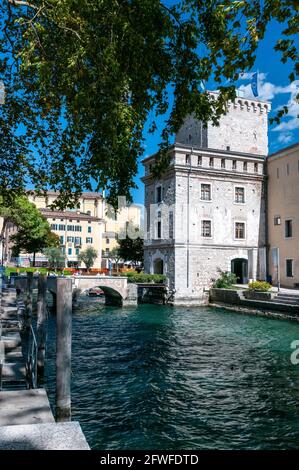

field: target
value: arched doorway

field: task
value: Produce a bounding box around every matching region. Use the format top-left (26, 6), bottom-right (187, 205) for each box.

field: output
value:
top-left (153, 258), bottom-right (164, 274)
top-left (231, 258), bottom-right (248, 284)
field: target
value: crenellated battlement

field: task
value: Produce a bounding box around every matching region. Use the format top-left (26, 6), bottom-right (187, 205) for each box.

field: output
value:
top-left (208, 90), bottom-right (271, 114)
top-left (175, 91), bottom-right (271, 156)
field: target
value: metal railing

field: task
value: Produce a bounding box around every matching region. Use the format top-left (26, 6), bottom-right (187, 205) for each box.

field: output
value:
top-left (27, 325), bottom-right (38, 389)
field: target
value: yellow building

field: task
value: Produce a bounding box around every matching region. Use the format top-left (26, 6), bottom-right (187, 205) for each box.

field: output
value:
top-left (41, 208), bottom-right (103, 268)
top-left (0, 191), bottom-right (141, 268)
top-left (25, 192), bottom-right (104, 268)
top-left (267, 142), bottom-right (299, 287)
top-left (102, 203), bottom-right (142, 260)
top-left (29, 191), bottom-right (141, 268)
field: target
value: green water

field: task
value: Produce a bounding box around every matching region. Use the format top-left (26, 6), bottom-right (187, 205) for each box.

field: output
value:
top-left (45, 304), bottom-right (299, 450)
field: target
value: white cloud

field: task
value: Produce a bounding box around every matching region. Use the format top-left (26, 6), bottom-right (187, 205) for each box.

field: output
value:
top-left (272, 81), bottom-right (299, 136)
top-left (238, 73), bottom-right (299, 145)
top-left (238, 78), bottom-right (296, 102)
top-left (272, 118), bottom-right (299, 132)
top-left (277, 132), bottom-right (293, 144)
top-left (239, 72), bottom-right (267, 81)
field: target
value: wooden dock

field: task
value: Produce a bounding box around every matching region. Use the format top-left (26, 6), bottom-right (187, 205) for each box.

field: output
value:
top-left (0, 280), bottom-right (89, 450)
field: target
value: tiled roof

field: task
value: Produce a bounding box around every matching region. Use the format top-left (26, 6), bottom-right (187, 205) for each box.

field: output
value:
top-left (40, 208), bottom-right (103, 222)
top-left (29, 190), bottom-right (103, 199)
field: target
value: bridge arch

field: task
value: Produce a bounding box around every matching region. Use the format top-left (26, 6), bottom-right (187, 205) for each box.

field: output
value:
top-left (73, 276), bottom-right (137, 306)
top-left (83, 285), bottom-right (123, 306)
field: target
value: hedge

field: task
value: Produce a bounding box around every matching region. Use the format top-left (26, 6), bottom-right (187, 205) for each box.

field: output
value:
top-left (123, 272), bottom-right (166, 284)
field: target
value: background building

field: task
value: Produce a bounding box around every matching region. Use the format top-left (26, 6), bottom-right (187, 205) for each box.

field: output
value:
top-left (143, 93), bottom-right (270, 304)
top-left (29, 192), bottom-right (105, 268)
top-left (4, 191), bottom-right (141, 269)
top-left (102, 203), bottom-right (142, 263)
top-left (267, 142), bottom-right (299, 288)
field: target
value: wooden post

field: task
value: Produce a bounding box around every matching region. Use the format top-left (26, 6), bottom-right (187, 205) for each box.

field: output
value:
top-left (56, 277), bottom-right (72, 422)
top-left (37, 274), bottom-right (47, 380)
top-left (25, 272), bottom-right (33, 328)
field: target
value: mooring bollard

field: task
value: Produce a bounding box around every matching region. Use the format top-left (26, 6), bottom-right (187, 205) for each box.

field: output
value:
top-left (56, 277), bottom-right (72, 422)
top-left (37, 274), bottom-right (47, 380)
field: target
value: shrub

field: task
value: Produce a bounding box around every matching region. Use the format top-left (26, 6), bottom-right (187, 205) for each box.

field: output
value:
top-left (213, 270), bottom-right (237, 289)
top-left (248, 281), bottom-right (271, 292)
top-left (124, 272), bottom-right (166, 284)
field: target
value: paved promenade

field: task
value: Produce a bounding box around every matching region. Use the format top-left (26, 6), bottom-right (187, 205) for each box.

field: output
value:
top-left (0, 282), bottom-right (89, 450)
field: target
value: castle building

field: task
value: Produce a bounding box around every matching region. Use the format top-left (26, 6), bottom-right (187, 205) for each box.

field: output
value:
top-left (142, 93), bottom-right (271, 304)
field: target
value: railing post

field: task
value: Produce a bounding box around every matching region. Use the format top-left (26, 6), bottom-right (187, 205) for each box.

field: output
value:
top-left (37, 274), bottom-right (47, 381)
top-left (56, 277), bottom-right (72, 422)
top-left (0, 341), bottom-right (4, 391)
top-left (25, 272), bottom-right (33, 328)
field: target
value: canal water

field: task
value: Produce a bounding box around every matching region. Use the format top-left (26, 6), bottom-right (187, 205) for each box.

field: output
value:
top-left (45, 303), bottom-right (299, 450)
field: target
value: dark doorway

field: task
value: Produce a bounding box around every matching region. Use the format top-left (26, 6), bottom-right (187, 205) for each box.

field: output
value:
top-left (153, 259), bottom-right (164, 275)
top-left (231, 258), bottom-right (248, 284)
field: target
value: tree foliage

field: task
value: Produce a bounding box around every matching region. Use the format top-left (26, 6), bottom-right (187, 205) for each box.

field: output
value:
top-left (43, 246), bottom-right (66, 271)
top-left (109, 246), bottom-right (122, 272)
top-left (0, 1), bottom-right (298, 207)
top-left (78, 246), bottom-right (98, 271)
top-left (118, 230), bottom-right (144, 266)
top-left (0, 196), bottom-right (60, 264)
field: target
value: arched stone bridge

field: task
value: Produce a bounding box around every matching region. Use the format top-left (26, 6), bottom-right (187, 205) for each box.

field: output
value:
top-left (14, 275), bottom-right (138, 307)
top-left (72, 276), bottom-right (138, 306)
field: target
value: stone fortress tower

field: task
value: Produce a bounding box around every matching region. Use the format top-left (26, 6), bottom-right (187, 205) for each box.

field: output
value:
top-left (142, 92), bottom-right (271, 304)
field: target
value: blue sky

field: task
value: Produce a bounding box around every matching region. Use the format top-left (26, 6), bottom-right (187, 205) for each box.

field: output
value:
top-left (131, 19), bottom-right (299, 205)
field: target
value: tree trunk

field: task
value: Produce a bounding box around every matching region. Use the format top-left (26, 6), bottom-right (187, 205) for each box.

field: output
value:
top-left (32, 251), bottom-right (36, 267)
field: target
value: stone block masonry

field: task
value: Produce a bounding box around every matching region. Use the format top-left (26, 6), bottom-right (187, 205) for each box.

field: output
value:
top-left (176, 94), bottom-right (270, 156)
top-left (142, 92), bottom-right (270, 304)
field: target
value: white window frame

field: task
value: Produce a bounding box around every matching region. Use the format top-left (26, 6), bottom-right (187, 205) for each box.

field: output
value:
top-left (201, 219), bottom-right (212, 238)
top-left (234, 221), bottom-right (246, 240)
top-left (234, 185), bottom-right (246, 204)
top-left (200, 182), bottom-right (212, 202)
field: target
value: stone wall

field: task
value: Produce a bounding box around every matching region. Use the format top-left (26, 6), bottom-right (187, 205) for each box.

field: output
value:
top-left (138, 284), bottom-right (168, 304)
top-left (210, 288), bottom-right (299, 317)
top-left (209, 288), bottom-right (241, 304)
top-left (174, 246), bottom-right (252, 302)
top-left (175, 95), bottom-right (270, 155)
top-left (174, 172), bottom-right (264, 246)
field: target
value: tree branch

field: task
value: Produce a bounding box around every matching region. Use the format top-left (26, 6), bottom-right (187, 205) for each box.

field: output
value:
top-left (8, 0), bottom-right (38, 9)
top-left (160, 2), bottom-right (182, 27)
